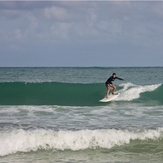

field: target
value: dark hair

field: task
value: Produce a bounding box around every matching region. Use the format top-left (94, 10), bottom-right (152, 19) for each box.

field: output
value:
top-left (112, 73), bottom-right (116, 76)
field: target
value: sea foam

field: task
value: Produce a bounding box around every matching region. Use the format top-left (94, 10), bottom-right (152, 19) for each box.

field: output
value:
top-left (0, 128), bottom-right (162, 156)
top-left (116, 83), bottom-right (161, 101)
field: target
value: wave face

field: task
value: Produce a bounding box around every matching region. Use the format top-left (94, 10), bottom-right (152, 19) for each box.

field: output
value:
top-left (0, 128), bottom-right (163, 156)
top-left (0, 82), bottom-right (162, 105)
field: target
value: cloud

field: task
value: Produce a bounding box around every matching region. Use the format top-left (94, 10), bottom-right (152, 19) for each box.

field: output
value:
top-left (153, 2), bottom-right (163, 20)
top-left (50, 22), bottom-right (72, 40)
top-left (0, 9), bottom-right (20, 19)
top-left (14, 28), bottom-right (22, 39)
top-left (1, 2), bottom-right (163, 51)
top-left (44, 6), bottom-right (73, 22)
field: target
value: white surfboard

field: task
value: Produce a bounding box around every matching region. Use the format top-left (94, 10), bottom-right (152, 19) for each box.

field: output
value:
top-left (99, 93), bottom-right (120, 102)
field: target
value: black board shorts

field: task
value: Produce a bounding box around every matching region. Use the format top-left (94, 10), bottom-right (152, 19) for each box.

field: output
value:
top-left (105, 82), bottom-right (112, 87)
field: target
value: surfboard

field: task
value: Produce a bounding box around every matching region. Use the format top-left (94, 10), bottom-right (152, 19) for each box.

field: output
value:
top-left (99, 93), bottom-right (120, 102)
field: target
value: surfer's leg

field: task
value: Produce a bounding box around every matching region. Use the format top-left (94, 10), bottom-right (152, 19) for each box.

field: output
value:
top-left (111, 84), bottom-right (116, 95)
top-left (105, 84), bottom-right (110, 98)
top-left (109, 84), bottom-right (116, 95)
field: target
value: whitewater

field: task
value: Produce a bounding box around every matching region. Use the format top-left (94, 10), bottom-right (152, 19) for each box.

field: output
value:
top-left (0, 67), bottom-right (163, 163)
top-left (1, 128), bottom-right (163, 156)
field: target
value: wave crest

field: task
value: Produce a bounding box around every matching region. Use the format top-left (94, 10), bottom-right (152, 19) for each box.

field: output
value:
top-left (116, 83), bottom-right (161, 101)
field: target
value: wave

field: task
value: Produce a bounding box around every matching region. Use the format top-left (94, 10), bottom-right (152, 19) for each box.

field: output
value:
top-left (0, 128), bottom-right (163, 156)
top-left (0, 82), bottom-right (162, 105)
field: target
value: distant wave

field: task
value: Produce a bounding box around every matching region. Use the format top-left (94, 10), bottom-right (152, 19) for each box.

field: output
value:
top-left (0, 128), bottom-right (163, 156)
top-left (0, 82), bottom-right (162, 105)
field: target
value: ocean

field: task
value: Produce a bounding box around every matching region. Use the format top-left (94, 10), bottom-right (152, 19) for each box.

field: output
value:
top-left (0, 67), bottom-right (163, 163)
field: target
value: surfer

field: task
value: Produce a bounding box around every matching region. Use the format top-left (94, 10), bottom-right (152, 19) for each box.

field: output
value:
top-left (105, 73), bottom-right (124, 98)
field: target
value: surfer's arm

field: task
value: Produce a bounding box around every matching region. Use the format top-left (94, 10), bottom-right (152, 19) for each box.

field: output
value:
top-left (116, 77), bottom-right (124, 80)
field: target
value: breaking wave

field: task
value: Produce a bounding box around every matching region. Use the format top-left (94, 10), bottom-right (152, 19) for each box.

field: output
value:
top-left (0, 128), bottom-right (163, 156)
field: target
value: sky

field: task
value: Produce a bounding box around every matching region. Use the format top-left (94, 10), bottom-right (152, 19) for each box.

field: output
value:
top-left (0, 1), bottom-right (163, 67)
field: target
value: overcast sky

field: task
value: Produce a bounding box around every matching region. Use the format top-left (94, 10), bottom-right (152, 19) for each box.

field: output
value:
top-left (0, 1), bottom-right (163, 67)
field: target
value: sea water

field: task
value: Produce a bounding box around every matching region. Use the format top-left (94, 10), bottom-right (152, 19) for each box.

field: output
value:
top-left (0, 67), bottom-right (163, 163)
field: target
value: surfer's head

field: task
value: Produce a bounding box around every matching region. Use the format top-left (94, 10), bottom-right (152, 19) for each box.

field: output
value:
top-left (112, 73), bottom-right (116, 77)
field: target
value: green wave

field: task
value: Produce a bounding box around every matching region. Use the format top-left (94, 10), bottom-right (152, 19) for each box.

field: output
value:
top-left (0, 82), bottom-right (104, 105)
top-left (0, 82), bottom-right (162, 106)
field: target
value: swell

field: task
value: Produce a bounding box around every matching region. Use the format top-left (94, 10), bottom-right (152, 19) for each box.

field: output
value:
top-left (0, 82), bottom-right (162, 106)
